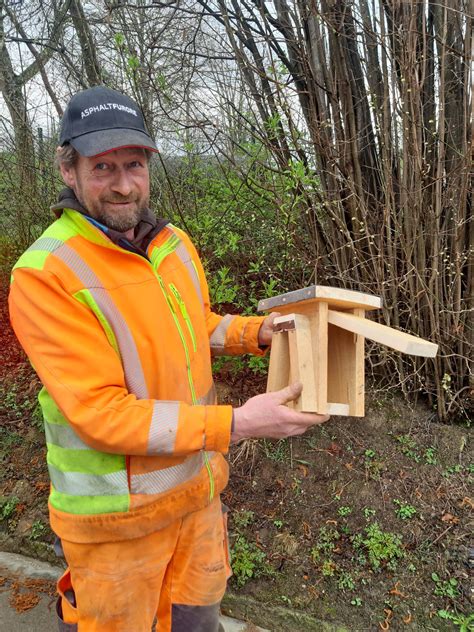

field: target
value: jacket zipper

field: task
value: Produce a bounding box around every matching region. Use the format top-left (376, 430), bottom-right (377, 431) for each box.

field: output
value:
top-left (155, 275), bottom-right (197, 404)
top-left (151, 242), bottom-right (215, 502)
top-left (169, 283), bottom-right (197, 352)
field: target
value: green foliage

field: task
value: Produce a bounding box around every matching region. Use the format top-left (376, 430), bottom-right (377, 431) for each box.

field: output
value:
top-left (212, 356), bottom-right (245, 377)
top-left (31, 402), bottom-right (44, 430)
top-left (208, 266), bottom-right (239, 305)
top-left (29, 520), bottom-right (47, 540)
top-left (247, 355), bottom-right (269, 375)
top-left (0, 496), bottom-right (19, 520)
top-left (127, 55), bottom-right (140, 71)
top-left (353, 523), bottom-right (404, 572)
top-left (393, 500), bottom-right (417, 520)
top-left (230, 506), bottom-right (273, 587)
top-left (337, 571), bottom-right (355, 591)
top-left (363, 507), bottom-right (376, 520)
top-left (0, 235), bottom-right (22, 273)
top-left (158, 150), bottom-right (314, 319)
top-left (261, 438), bottom-right (289, 463)
top-left (321, 559), bottom-right (337, 577)
top-left (2, 383), bottom-right (31, 419)
top-left (424, 446), bottom-right (438, 465)
top-left (395, 434), bottom-right (420, 462)
top-left (233, 510), bottom-right (255, 530)
top-left (338, 506), bottom-right (352, 517)
top-left (114, 33), bottom-right (125, 48)
top-left (363, 449), bottom-right (384, 480)
top-left (437, 610), bottom-right (473, 631)
top-left (431, 573), bottom-right (460, 599)
top-left (311, 526), bottom-right (341, 561)
top-left (231, 534), bottom-right (272, 587)
top-left (0, 428), bottom-right (22, 450)
top-left (443, 464), bottom-right (462, 477)
top-left (280, 594), bottom-right (292, 606)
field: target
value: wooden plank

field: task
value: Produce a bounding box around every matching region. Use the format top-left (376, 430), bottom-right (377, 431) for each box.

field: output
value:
top-left (287, 314), bottom-right (318, 412)
top-left (327, 323), bottom-right (351, 410)
top-left (287, 329), bottom-right (298, 410)
top-left (348, 308), bottom-right (365, 417)
top-left (327, 310), bottom-right (438, 357)
top-left (258, 285), bottom-right (382, 312)
top-left (267, 330), bottom-right (290, 394)
top-left (326, 311), bottom-right (365, 417)
top-left (327, 403), bottom-right (350, 416)
top-left (312, 302), bottom-right (328, 414)
top-left (273, 313), bottom-right (296, 330)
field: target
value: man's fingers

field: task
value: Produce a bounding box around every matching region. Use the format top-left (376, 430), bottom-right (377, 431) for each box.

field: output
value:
top-left (274, 381), bottom-right (303, 405)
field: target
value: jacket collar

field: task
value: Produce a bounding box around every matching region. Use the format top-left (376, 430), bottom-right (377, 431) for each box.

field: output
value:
top-left (51, 187), bottom-right (169, 255)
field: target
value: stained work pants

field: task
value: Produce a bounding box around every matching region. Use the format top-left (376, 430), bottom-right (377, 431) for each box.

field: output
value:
top-left (56, 497), bottom-right (231, 631)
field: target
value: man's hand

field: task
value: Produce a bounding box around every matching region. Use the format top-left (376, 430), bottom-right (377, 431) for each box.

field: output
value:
top-left (232, 382), bottom-right (330, 442)
top-left (258, 311), bottom-right (281, 346)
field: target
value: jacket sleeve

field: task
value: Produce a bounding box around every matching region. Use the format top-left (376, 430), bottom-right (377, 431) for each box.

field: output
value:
top-left (181, 233), bottom-right (266, 357)
top-left (9, 267), bottom-right (232, 457)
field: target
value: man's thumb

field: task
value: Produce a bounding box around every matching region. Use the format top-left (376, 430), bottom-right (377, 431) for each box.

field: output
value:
top-left (276, 381), bottom-right (303, 404)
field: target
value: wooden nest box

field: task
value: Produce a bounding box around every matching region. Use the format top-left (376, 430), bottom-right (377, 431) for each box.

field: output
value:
top-left (258, 286), bottom-right (438, 417)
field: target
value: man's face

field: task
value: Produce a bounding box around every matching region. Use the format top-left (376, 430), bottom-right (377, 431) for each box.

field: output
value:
top-left (60, 147), bottom-right (150, 232)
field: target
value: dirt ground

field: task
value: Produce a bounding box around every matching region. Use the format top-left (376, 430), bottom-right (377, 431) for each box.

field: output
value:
top-left (1, 276), bottom-right (472, 631)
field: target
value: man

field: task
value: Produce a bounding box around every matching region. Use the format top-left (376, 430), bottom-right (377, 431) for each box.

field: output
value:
top-left (9, 86), bottom-right (329, 632)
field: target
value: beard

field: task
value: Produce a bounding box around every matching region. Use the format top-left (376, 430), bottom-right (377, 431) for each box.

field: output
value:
top-left (76, 188), bottom-right (149, 233)
top-left (92, 200), bottom-right (146, 232)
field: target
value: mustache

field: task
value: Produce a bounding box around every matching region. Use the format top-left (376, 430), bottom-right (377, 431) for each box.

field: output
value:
top-left (101, 194), bottom-right (139, 203)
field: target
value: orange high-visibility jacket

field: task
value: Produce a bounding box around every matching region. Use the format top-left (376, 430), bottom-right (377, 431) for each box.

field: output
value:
top-left (9, 208), bottom-right (265, 543)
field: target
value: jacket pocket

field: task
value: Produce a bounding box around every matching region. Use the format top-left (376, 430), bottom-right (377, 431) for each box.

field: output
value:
top-left (56, 569), bottom-right (78, 631)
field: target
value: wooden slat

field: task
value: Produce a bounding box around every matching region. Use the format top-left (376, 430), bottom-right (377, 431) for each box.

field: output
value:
top-left (349, 308), bottom-right (365, 417)
top-left (267, 330), bottom-right (290, 393)
top-left (312, 302), bottom-right (328, 414)
top-left (327, 323), bottom-right (351, 410)
top-left (327, 310), bottom-right (438, 357)
top-left (327, 403), bottom-right (350, 416)
top-left (258, 285), bottom-right (382, 312)
top-left (287, 314), bottom-right (318, 412)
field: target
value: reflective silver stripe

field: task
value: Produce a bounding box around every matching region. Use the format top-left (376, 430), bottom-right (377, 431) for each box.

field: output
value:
top-left (45, 421), bottom-right (90, 450)
top-left (209, 314), bottom-right (235, 355)
top-left (89, 288), bottom-right (149, 398)
top-left (130, 452), bottom-right (204, 494)
top-left (27, 237), bottom-right (64, 253)
top-left (170, 235), bottom-right (204, 308)
top-left (54, 243), bottom-right (101, 287)
top-left (148, 401), bottom-right (180, 454)
top-left (48, 464), bottom-right (129, 496)
top-left (196, 383), bottom-right (217, 405)
top-left (53, 244), bottom-right (149, 399)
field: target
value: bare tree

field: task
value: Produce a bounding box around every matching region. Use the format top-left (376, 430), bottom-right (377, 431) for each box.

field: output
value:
top-left (0, 1), bottom-right (69, 184)
top-left (173, 0), bottom-right (472, 419)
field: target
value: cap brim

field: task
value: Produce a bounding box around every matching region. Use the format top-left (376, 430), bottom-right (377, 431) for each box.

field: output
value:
top-left (69, 128), bottom-right (158, 157)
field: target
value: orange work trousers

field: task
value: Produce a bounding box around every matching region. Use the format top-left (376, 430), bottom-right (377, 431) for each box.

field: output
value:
top-left (56, 497), bottom-right (231, 632)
